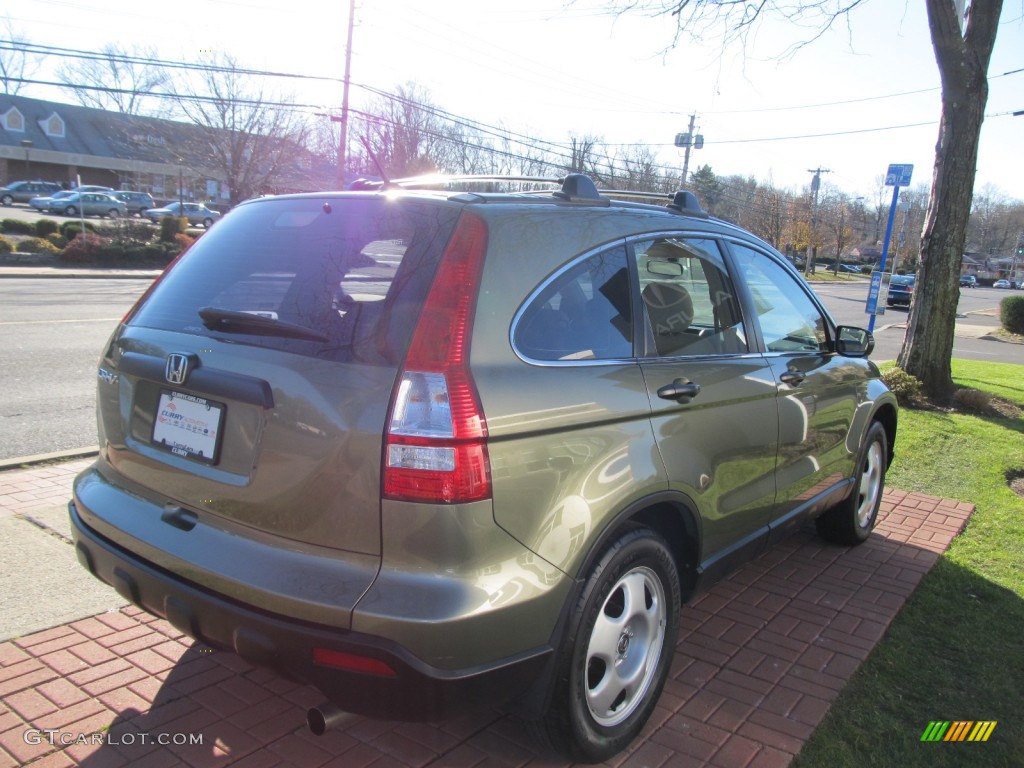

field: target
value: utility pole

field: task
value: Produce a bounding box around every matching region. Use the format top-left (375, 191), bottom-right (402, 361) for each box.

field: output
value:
top-left (337, 0), bottom-right (356, 190)
top-left (674, 113), bottom-right (704, 187)
top-left (804, 167), bottom-right (831, 275)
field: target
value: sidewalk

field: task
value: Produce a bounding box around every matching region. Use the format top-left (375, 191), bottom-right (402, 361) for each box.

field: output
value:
top-left (0, 458), bottom-right (974, 767)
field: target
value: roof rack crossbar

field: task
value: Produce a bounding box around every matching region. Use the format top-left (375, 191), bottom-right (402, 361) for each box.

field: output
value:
top-left (349, 174), bottom-right (563, 190)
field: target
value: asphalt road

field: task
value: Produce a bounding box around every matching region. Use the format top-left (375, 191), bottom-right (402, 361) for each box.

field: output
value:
top-left (0, 278), bottom-right (149, 460)
top-left (0, 275), bottom-right (1018, 462)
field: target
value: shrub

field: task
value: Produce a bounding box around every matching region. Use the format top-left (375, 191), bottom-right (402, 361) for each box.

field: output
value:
top-left (174, 232), bottom-right (195, 250)
top-left (159, 215), bottom-right (188, 243)
top-left (1, 218), bottom-right (34, 235)
top-left (953, 388), bottom-right (992, 413)
top-left (881, 366), bottom-right (924, 405)
top-left (34, 218), bottom-right (60, 238)
top-left (60, 220), bottom-right (97, 239)
top-left (113, 220), bottom-right (156, 244)
top-left (46, 232), bottom-right (68, 249)
top-left (1001, 295), bottom-right (1024, 335)
top-left (17, 237), bottom-right (60, 254)
top-left (0, 235), bottom-right (13, 253)
top-left (59, 233), bottom-right (110, 263)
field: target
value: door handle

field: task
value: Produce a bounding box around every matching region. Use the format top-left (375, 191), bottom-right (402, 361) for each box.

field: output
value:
top-left (780, 370), bottom-right (806, 387)
top-left (657, 378), bottom-right (701, 404)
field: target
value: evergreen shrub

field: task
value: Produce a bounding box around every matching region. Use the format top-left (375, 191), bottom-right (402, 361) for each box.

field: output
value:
top-left (1, 218), bottom-right (34, 235)
top-left (1002, 296), bottom-right (1024, 335)
top-left (34, 219), bottom-right (61, 238)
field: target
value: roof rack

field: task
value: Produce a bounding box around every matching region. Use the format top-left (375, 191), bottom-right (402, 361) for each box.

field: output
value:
top-left (348, 174), bottom-right (562, 191)
top-left (598, 188), bottom-right (706, 216)
top-left (347, 173), bottom-right (706, 216)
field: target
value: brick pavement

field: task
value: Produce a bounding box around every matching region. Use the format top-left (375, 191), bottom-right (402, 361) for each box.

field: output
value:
top-left (0, 459), bottom-right (974, 767)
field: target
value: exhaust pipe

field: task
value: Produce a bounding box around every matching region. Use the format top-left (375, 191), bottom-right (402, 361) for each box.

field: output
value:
top-left (307, 703), bottom-right (349, 736)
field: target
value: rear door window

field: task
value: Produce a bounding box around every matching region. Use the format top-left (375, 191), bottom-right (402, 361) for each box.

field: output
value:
top-left (129, 199), bottom-right (461, 365)
top-left (634, 237), bottom-right (748, 357)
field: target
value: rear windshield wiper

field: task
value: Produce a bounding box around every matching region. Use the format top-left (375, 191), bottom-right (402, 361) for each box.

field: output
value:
top-left (198, 307), bottom-right (329, 343)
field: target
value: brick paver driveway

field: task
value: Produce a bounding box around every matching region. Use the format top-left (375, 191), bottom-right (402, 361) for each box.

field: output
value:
top-left (0, 459), bottom-right (972, 767)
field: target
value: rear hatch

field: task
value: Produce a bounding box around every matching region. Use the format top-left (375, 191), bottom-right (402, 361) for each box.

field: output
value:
top-left (95, 196), bottom-right (462, 554)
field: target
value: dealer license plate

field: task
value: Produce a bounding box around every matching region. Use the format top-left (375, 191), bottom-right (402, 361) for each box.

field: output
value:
top-left (152, 390), bottom-right (225, 464)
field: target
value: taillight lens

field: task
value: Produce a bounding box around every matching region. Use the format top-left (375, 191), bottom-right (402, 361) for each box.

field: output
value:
top-left (383, 213), bottom-right (491, 504)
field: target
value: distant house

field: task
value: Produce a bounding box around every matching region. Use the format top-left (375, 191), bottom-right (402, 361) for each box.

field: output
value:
top-left (850, 247), bottom-right (883, 262)
top-left (0, 94), bottom-right (328, 208)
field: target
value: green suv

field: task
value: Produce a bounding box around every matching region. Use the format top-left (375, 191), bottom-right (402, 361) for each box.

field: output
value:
top-left (70, 175), bottom-right (897, 762)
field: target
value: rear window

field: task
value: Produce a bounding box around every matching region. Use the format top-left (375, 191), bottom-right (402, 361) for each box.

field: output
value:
top-left (129, 197), bottom-right (461, 365)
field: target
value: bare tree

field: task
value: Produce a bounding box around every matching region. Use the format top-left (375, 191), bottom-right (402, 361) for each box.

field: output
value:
top-left (749, 182), bottom-right (791, 250)
top-left (177, 54), bottom-right (311, 204)
top-left (0, 19), bottom-right (39, 95)
top-left (968, 185), bottom-right (1022, 256)
top-left (603, 0), bottom-right (1005, 398)
top-left (353, 83), bottom-right (451, 177)
top-left (608, 144), bottom-right (673, 191)
top-left (819, 189), bottom-right (857, 272)
top-left (56, 43), bottom-right (169, 115)
top-left (568, 134), bottom-right (603, 176)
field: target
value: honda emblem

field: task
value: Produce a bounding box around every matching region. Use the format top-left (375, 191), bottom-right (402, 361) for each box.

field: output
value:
top-left (165, 353), bottom-right (190, 385)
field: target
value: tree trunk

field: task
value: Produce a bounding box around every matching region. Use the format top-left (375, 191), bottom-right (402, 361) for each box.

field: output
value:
top-left (897, 0), bottom-right (1002, 399)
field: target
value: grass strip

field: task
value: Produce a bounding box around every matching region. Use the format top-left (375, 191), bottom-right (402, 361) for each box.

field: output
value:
top-left (794, 359), bottom-right (1024, 766)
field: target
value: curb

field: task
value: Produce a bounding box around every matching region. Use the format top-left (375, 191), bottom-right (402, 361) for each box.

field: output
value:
top-left (0, 447), bottom-right (99, 472)
top-left (0, 269), bottom-right (161, 280)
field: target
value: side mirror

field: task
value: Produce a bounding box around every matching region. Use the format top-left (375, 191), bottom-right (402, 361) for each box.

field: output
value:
top-left (835, 326), bottom-right (875, 358)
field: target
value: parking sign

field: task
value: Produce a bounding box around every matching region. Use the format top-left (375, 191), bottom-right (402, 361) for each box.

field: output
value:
top-left (885, 164), bottom-right (914, 187)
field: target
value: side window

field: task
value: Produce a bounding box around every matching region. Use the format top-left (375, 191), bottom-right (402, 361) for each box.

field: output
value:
top-left (515, 246), bottom-right (633, 361)
top-left (634, 237), bottom-right (747, 357)
top-left (731, 244), bottom-right (828, 353)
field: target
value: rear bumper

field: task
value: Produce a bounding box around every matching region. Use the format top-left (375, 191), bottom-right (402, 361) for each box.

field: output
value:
top-left (69, 500), bottom-right (551, 720)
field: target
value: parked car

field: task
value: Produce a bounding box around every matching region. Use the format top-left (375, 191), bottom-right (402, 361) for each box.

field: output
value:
top-left (887, 274), bottom-right (916, 307)
top-left (959, 274), bottom-right (977, 287)
top-left (74, 185), bottom-right (115, 193)
top-left (144, 201), bottom-right (221, 228)
top-left (30, 189), bottom-right (76, 212)
top-left (46, 191), bottom-right (128, 218)
top-left (840, 263), bottom-right (863, 274)
top-left (0, 180), bottom-right (62, 206)
top-left (113, 190), bottom-right (156, 216)
top-left (993, 279), bottom-right (1011, 289)
top-left (70, 174), bottom-right (897, 763)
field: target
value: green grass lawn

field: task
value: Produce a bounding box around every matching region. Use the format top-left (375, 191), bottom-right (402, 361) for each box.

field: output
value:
top-left (794, 359), bottom-right (1024, 767)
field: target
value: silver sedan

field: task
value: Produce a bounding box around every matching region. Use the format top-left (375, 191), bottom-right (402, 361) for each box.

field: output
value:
top-left (46, 192), bottom-right (128, 218)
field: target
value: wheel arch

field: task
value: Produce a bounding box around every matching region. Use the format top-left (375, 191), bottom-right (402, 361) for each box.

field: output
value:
top-left (512, 490), bottom-right (701, 722)
top-left (871, 401), bottom-right (898, 469)
top-left (575, 490), bottom-right (702, 604)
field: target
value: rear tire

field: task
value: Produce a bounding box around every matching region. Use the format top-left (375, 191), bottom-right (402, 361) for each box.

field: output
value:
top-left (816, 421), bottom-right (888, 546)
top-left (65, 205), bottom-right (78, 216)
top-left (203, 217), bottom-right (214, 228)
top-left (534, 527), bottom-right (680, 763)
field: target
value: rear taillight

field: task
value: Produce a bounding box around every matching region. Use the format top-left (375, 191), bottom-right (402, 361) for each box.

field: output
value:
top-left (383, 213), bottom-right (491, 504)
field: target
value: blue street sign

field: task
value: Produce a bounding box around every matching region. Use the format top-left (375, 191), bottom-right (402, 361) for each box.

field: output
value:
top-left (885, 164), bottom-right (914, 187)
top-left (866, 271), bottom-right (890, 316)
